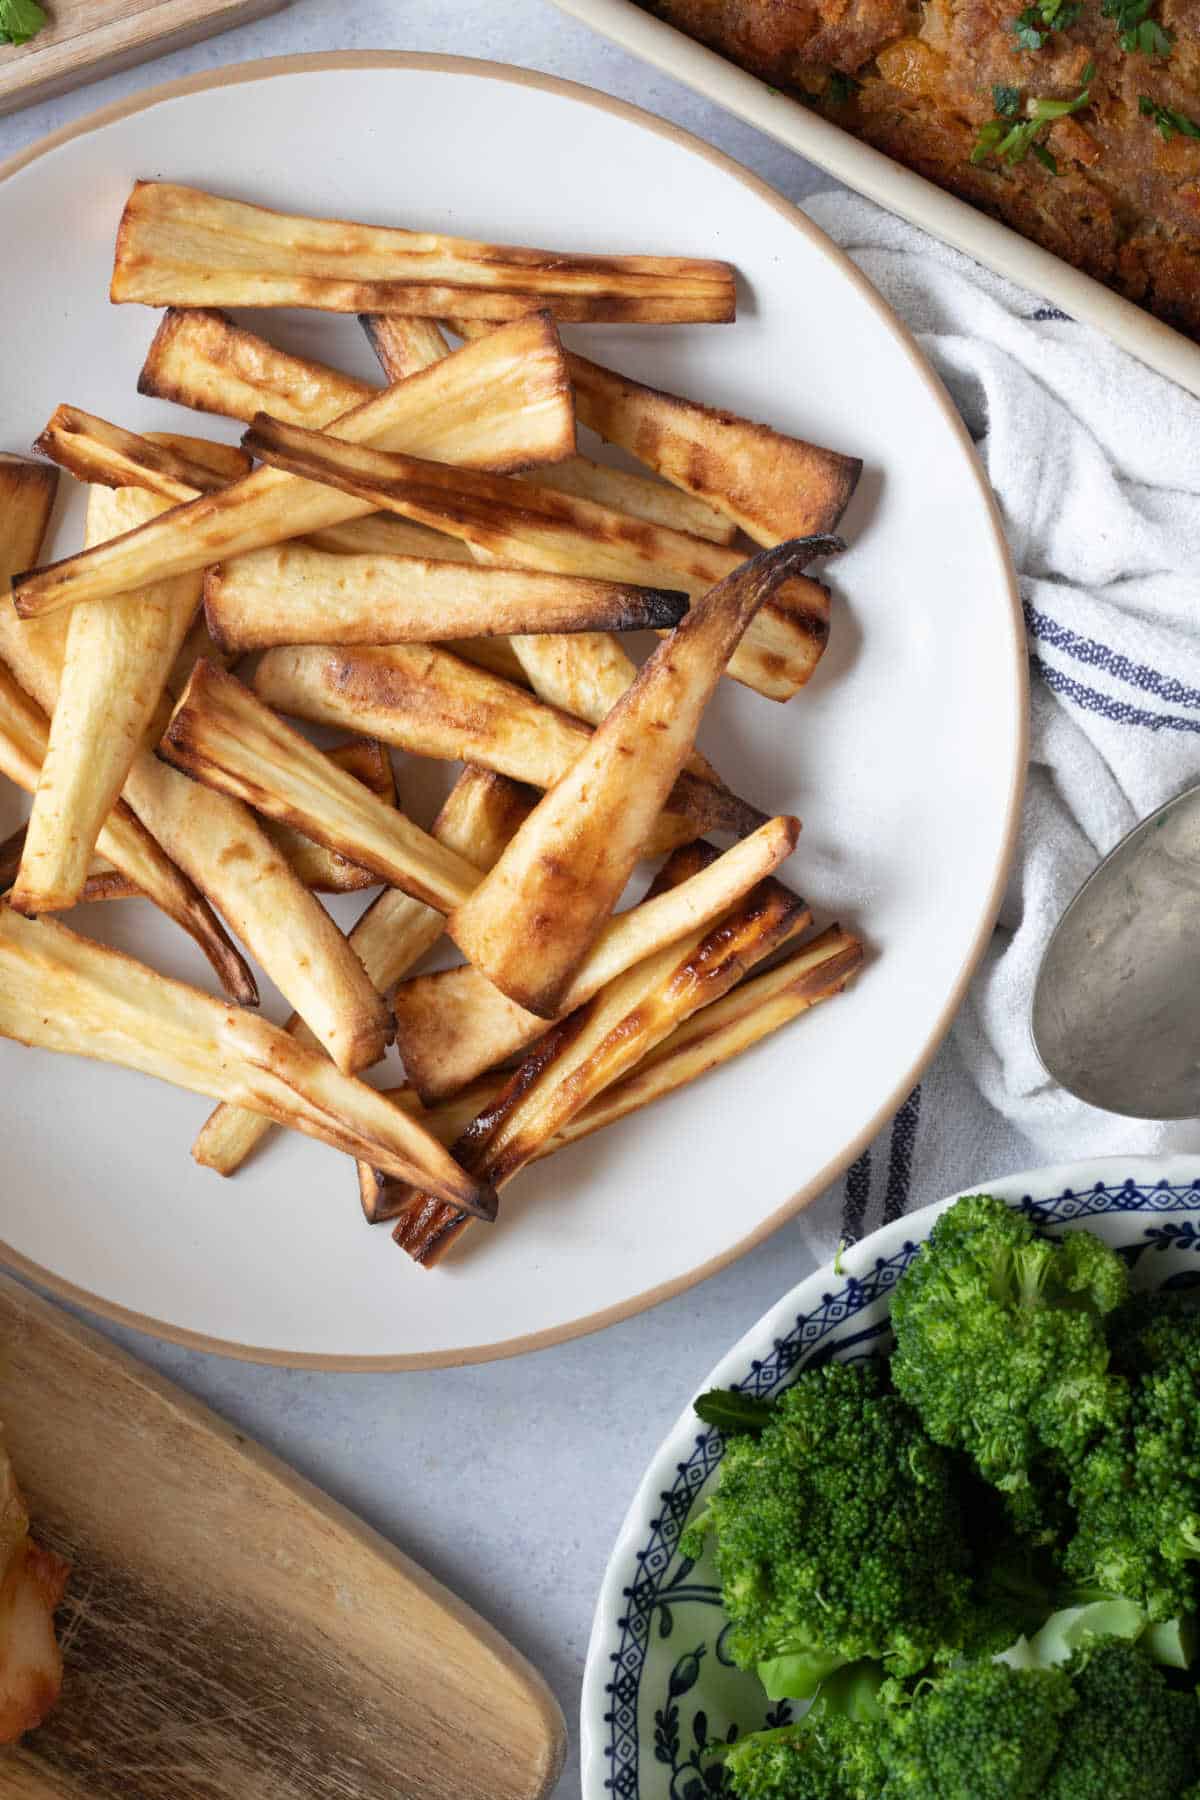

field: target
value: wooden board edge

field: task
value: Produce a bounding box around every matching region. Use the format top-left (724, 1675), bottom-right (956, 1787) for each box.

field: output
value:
top-left (0, 1272), bottom-right (568, 1798)
top-left (0, 0), bottom-right (288, 118)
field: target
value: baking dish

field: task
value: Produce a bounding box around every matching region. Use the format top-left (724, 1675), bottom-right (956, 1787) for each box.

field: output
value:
top-left (553, 0), bottom-right (1200, 399)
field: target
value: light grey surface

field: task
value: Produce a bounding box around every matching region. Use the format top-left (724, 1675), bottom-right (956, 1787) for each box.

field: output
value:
top-left (0, 5), bottom-right (850, 1795)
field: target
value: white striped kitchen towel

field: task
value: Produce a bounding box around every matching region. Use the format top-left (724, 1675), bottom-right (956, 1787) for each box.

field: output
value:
top-left (787, 190), bottom-right (1200, 1259)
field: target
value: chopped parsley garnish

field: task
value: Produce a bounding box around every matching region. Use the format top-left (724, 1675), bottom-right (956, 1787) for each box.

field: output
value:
top-left (827, 71), bottom-right (860, 103)
top-left (1102, 0), bottom-right (1174, 54)
top-left (993, 83), bottom-right (1023, 116)
top-left (1138, 94), bottom-right (1200, 139)
top-left (971, 63), bottom-right (1095, 170)
top-left (1011, 0), bottom-right (1081, 50)
top-left (0, 0), bottom-right (46, 45)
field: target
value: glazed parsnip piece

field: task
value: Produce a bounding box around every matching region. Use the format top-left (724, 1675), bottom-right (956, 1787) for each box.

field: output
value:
top-left (161, 663), bottom-right (482, 915)
top-left (0, 742), bottom-right (397, 900)
top-left (111, 183), bottom-right (736, 323)
top-left (263, 738), bottom-right (398, 894)
top-left (14, 438), bottom-right (250, 915)
top-left (13, 315), bottom-right (575, 619)
top-left (362, 313), bottom-right (736, 542)
top-left (447, 541), bottom-right (833, 1018)
top-left (0, 661), bottom-right (256, 1005)
top-left (449, 317), bottom-right (861, 546)
top-left (0, 454), bottom-right (255, 1000)
top-left (390, 870), bottom-right (812, 1264)
top-left (0, 907), bottom-right (493, 1218)
top-left (35, 404), bottom-right (466, 565)
top-left (360, 926), bottom-right (863, 1222)
top-left (202, 542), bottom-right (688, 652)
top-left (392, 816), bottom-right (801, 1101)
top-left (250, 643), bottom-right (762, 843)
top-left (193, 767), bottom-right (534, 1178)
top-left (238, 413), bottom-right (838, 703)
top-left (362, 312), bottom-right (744, 818)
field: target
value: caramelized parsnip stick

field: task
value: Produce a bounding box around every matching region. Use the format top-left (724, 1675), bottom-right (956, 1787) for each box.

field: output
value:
top-left (192, 767), bottom-right (534, 1177)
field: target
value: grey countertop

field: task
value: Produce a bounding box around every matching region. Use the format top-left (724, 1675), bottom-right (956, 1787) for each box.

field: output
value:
top-left (0, 6), bottom-right (846, 1793)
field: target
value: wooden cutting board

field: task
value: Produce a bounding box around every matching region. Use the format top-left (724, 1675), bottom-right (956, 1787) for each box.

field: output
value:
top-left (0, 1), bottom-right (287, 117)
top-left (0, 1275), bottom-right (566, 1799)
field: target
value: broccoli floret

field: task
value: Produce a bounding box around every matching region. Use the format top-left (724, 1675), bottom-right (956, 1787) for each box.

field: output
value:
top-left (686, 1359), bottom-right (973, 1692)
top-left (880, 1659), bottom-right (1075, 1798)
top-left (1065, 1367), bottom-right (1200, 1617)
top-left (1106, 1290), bottom-right (1200, 1382)
top-left (717, 1714), bottom-right (887, 1800)
top-left (717, 1668), bottom-right (889, 1800)
top-left (890, 1194), bottom-right (1129, 1506)
top-left (1043, 1637), bottom-right (1199, 1798)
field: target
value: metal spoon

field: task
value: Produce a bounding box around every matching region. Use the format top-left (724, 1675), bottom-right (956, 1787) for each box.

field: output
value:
top-left (1032, 781), bottom-right (1200, 1119)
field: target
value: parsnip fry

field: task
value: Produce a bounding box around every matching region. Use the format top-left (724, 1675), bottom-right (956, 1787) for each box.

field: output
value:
top-left (14, 438), bottom-right (250, 915)
top-left (0, 455), bottom-right (254, 999)
top-left (449, 541), bottom-right (833, 1017)
top-left (451, 318), bottom-right (861, 547)
top-left (393, 815), bottom-right (799, 1101)
top-left (251, 643), bottom-right (763, 842)
top-left (364, 313), bottom-right (736, 543)
top-left (162, 662), bottom-right (480, 915)
top-left (0, 661), bottom-right (256, 1004)
top-left (193, 767), bottom-right (534, 1177)
top-left (202, 542), bottom-right (687, 653)
top-left (238, 413), bottom-right (838, 703)
top-left (0, 907), bottom-right (492, 1217)
top-left (14, 315), bottom-right (575, 619)
top-left (0, 827), bottom-right (139, 905)
top-left (391, 870), bottom-right (811, 1263)
top-left (111, 183), bottom-right (735, 324)
top-left (361, 926), bottom-right (862, 1221)
top-left (264, 738), bottom-right (397, 894)
top-left (36, 404), bottom-right (468, 566)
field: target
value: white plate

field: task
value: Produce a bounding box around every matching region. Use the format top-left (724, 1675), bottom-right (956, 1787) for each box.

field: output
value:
top-left (582, 1157), bottom-right (1200, 1797)
top-left (553, 0), bottom-right (1200, 401)
top-left (0, 54), bottom-right (1023, 1367)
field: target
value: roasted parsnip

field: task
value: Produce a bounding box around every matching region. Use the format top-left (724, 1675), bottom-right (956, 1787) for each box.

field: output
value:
top-left (391, 869), bottom-right (811, 1263)
top-left (447, 541), bottom-right (833, 1017)
top-left (449, 317), bottom-right (861, 546)
top-left (250, 642), bottom-right (759, 844)
top-left (193, 766), bottom-right (534, 1177)
top-left (238, 413), bottom-right (837, 703)
top-left (0, 454), bottom-right (254, 999)
top-left (392, 815), bottom-right (800, 1101)
top-left (202, 542), bottom-right (687, 652)
top-left (161, 662), bottom-right (481, 915)
top-left (14, 315), bottom-right (576, 618)
top-left (361, 926), bottom-right (862, 1222)
top-left (14, 439), bottom-right (249, 915)
top-left (0, 906), bottom-right (492, 1216)
top-left (111, 183), bottom-right (736, 323)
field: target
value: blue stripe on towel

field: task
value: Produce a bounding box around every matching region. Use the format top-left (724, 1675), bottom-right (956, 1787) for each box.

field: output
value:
top-left (883, 1087), bottom-right (922, 1225)
top-left (1032, 656), bottom-right (1200, 734)
top-left (1026, 605), bottom-right (1200, 710)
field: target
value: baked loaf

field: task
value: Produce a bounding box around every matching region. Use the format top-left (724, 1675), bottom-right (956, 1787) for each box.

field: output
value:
top-left (645, 0), bottom-right (1200, 340)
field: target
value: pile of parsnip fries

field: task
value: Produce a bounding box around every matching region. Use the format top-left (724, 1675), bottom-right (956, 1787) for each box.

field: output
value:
top-left (0, 182), bottom-right (866, 1267)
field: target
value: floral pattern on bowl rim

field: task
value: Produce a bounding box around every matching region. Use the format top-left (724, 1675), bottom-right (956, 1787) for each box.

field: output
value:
top-left (581, 1156), bottom-right (1200, 1799)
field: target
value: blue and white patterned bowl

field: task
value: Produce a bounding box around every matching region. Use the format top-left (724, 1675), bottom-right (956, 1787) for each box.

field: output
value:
top-left (581, 1156), bottom-right (1200, 1799)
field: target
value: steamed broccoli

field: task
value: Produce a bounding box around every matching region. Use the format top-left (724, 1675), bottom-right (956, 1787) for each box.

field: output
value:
top-left (716, 1666), bottom-right (890, 1799)
top-left (1065, 1294), bottom-right (1200, 1619)
top-left (1043, 1636), bottom-right (1199, 1798)
top-left (719, 1641), bottom-right (1199, 1800)
top-left (684, 1358), bottom-right (973, 1693)
top-left (880, 1658), bottom-right (1074, 1798)
top-left (890, 1194), bottom-right (1129, 1512)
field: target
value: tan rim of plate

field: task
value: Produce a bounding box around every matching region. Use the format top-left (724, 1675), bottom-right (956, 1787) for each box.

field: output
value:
top-left (0, 52), bottom-right (1028, 1370)
top-left (551, 0), bottom-right (1200, 401)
